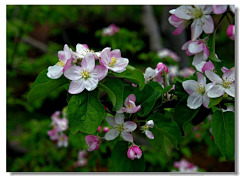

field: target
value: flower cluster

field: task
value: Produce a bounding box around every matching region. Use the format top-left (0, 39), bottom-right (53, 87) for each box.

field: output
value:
top-left (47, 110), bottom-right (69, 147)
top-left (47, 44), bottom-right (129, 94)
top-left (172, 159), bottom-right (199, 172)
top-left (102, 23), bottom-right (119, 36)
top-left (76, 150), bottom-right (88, 167)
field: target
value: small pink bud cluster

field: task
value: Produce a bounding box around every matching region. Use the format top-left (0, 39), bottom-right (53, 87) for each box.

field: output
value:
top-left (97, 125), bottom-right (110, 133)
top-left (226, 25), bottom-right (235, 40)
top-left (173, 159), bottom-right (198, 172)
top-left (127, 144), bottom-right (142, 160)
top-left (47, 110), bottom-right (69, 147)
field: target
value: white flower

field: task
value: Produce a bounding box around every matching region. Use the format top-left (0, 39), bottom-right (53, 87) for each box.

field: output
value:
top-left (183, 72), bottom-right (213, 109)
top-left (104, 113), bottom-right (137, 142)
top-left (205, 70), bottom-right (235, 98)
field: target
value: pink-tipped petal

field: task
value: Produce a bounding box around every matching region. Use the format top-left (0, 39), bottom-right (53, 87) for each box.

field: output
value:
top-left (64, 44), bottom-right (72, 60)
top-left (123, 121), bottom-right (137, 132)
top-left (124, 94), bottom-right (136, 107)
top-left (197, 72), bottom-right (206, 87)
top-left (172, 21), bottom-right (187, 35)
top-left (100, 47), bottom-right (111, 66)
top-left (133, 105), bottom-right (141, 113)
top-left (104, 129), bottom-right (120, 141)
top-left (106, 116), bottom-right (116, 127)
top-left (110, 49), bottom-right (121, 59)
top-left (202, 93), bottom-right (210, 108)
top-left (145, 130), bottom-right (154, 139)
top-left (146, 120), bottom-right (154, 128)
top-left (226, 25), bottom-right (235, 40)
top-left (58, 51), bottom-right (66, 62)
top-left (212, 5), bottom-right (228, 14)
top-left (121, 131), bottom-right (133, 142)
top-left (69, 79), bottom-right (85, 94)
top-left (81, 53), bottom-right (95, 72)
top-left (64, 66), bottom-right (82, 81)
top-left (91, 65), bottom-right (108, 81)
top-left (181, 41), bottom-right (191, 50)
top-left (63, 58), bottom-right (72, 72)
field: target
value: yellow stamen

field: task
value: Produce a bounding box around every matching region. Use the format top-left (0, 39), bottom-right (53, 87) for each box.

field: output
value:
top-left (56, 60), bottom-right (65, 67)
top-left (109, 57), bottom-right (117, 67)
top-left (115, 124), bottom-right (125, 132)
top-left (195, 84), bottom-right (205, 95)
top-left (81, 70), bottom-right (90, 79)
top-left (127, 104), bottom-right (133, 108)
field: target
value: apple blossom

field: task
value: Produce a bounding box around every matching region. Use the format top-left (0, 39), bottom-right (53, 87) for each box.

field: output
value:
top-left (104, 113), bottom-right (137, 142)
top-left (85, 135), bottom-right (100, 152)
top-left (117, 94), bottom-right (141, 114)
top-left (169, 5), bottom-right (214, 40)
top-left (127, 144), bottom-right (142, 160)
top-left (182, 40), bottom-right (209, 66)
top-left (72, 43), bottom-right (101, 61)
top-left (183, 72), bottom-right (213, 109)
top-left (57, 133), bottom-right (68, 147)
top-left (47, 44), bottom-right (73, 79)
top-left (64, 53), bottom-right (108, 94)
top-left (140, 120), bottom-right (154, 139)
top-left (47, 128), bottom-right (59, 141)
top-left (173, 159), bottom-right (198, 172)
top-left (100, 47), bottom-right (129, 73)
top-left (205, 70), bottom-right (235, 98)
top-left (144, 67), bottom-right (164, 85)
top-left (221, 66), bottom-right (234, 73)
top-left (226, 25), bottom-right (235, 40)
top-left (97, 126), bottom-right (102, 132)
top-left (102, 24), bottom-right (119, 36)
top-left (195, 60), bottom-right (215, 73)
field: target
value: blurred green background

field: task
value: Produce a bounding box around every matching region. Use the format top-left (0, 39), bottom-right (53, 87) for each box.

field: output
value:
top-left (7, 5), bottom-right (234, 172)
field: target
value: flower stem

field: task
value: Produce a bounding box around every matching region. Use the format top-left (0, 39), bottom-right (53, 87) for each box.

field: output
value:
top-left (162, 71), bottom-right (169, 87)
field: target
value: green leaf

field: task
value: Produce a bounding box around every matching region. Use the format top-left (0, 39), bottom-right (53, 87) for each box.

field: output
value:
top-left (28, 69), bottom-right (69, 104)
top-left (173, 96), bottom-right (201, 134)
top-left (208, 30), bottom-right (221, 62)
top-left (68, 89), bottom-right (105, 134)
top-left (147, 113), bottom-right (182, 150)
top-left (191, 106), bottom-right (212, 125)
top-left (211, 110), bottom-right (235, 160)
top-left (135, 82), bottom-right (163, 117)
top-left (112, 68), bottom-right (145, 90)
top-left (111, 141), bottom-right (146, 172)
top-left (99, 78), bottom-right (124, 111)
top-left (160, 85), bottom-right (173, 94)
top-left (208, 97), bottom-right (223, 107)
top-left (172, 81), bottom-right (188, 97)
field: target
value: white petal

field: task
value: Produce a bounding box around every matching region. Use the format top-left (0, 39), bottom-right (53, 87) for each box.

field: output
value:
top-left (121, 131), bottom-right (133, 142)
top-left (104, 129), bottom-right (120, 141)
top-left (182, 80), bottom-right (198, 95)
top-left (115, 113), bottom-right (124, 125)
top-left (64, 66), bottom-right (82, 80)
top-left (201, 15), bottom-right (214, 34)
top-left (192, 52), bottom-right (204, 66)
top-left (202, 93), bottom-right (209, 108)
top-left (47, 65), bottom-right (63, 79)
top-left (69, 79), bottom-right (85, 94)
top-left (207, 85), bottom-right (225, 98)
top-left (144, 67), bottom-right (156, 83)
top-left (174, 6), bottom-right (194, 20)
top-left (187, 93), bottom-right (203, 109)
top-left (191, 19), bottom-right (203, 41)
top-left (84, 78), bottom-right (98, 91)
top-left (81, 53), bottom-right (95, 72)
top-left (197, 72), bottom-right (206, 87)
top-left (205, 71), bottom-right (223, 84)
top-left (188, 41), bottom-right (203, 54)
top-left (146, 120), bottom-right (154, 128)
top-left (205, 83), bottom-right (214, 92)
top-left (225, 83), bottom-right (235, 97)
top-left (222, 70), bottom-right (235, 82)
top-left (123, 121), bottom-right (137, 132)
top-left (202, 5), bottom-right (213, 14)
top-left (194, 61), bottom-right (206, 72)
top-left (105, 116), bottom-right (116, 127)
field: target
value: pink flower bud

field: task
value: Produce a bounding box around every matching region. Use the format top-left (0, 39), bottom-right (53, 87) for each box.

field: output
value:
top-left (97, 126), bottom-right (102, 132)
top-left (226, 25), bottom-right (235, 40)
top-left (85, 135), bottom-right (100, 152)
top-left (202, 60), bottom-right (215, 73)
top-left (103, 127), bottom-right (110, 133)
top-left (156, 62), bottom-right (168, 75)
top-left (127, 145), bottom-right (142, 160)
